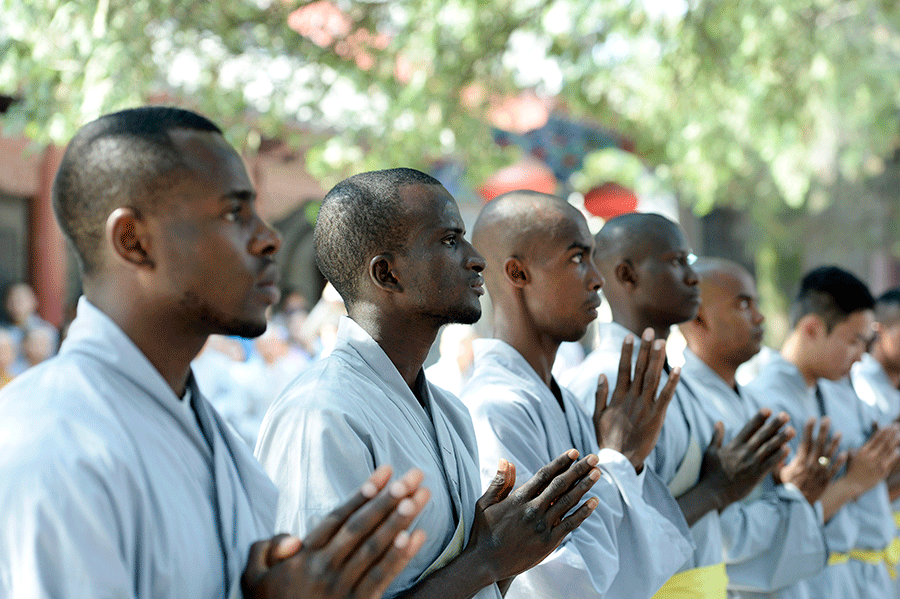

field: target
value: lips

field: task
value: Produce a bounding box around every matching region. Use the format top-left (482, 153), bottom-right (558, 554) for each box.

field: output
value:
top-left (470, 276), bottom-right (485, 296)
top-left (256, 263), bottom-right (281, 303)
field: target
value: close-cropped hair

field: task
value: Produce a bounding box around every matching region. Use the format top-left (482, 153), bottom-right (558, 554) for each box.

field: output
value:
top-left (789, 266), bottom-right (874, 332)
top-left (52, 106), bottom-right (222, 276)
top-left (875, 288), bottom-right (900, 323)
top-left (314, 167), bottom-right (441, 305)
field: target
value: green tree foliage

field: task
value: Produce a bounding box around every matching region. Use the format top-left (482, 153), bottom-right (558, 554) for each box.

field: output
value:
top-left (3, 0), bottom-right (899, 206)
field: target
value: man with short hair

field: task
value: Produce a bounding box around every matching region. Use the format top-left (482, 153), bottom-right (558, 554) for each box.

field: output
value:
top-left (462, 191), bottom-right (693, 598)
top-left (257, 169), bottom-right (600, 599)
top-left (747, 266), bottom-right (900, 599)
top-left (565, 213), bottom-right (794, 598)
top-left (680, 258), bottom-right (843, 598)
top-left (0, 107), bottom-right (431, 599)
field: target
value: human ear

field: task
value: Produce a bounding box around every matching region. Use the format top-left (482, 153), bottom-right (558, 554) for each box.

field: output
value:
top-left (799, 314), bottom-right (823, 341)
top-left (694, 306), bottom-right (709, 330)
top-left (106, 207), bottom-right (154, 269)
top-left (370, 254), bottom-right (402, 293)
top-left (614, 259), bottom-right (637, 290)
top-left (503, 257), bottom-right (528, 288)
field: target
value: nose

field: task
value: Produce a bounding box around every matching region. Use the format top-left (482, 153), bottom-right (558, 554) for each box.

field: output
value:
top-left (684, 263), bottom-right (699, 286)
top-left (251, 216), bottom-right (282, 256)
top-left (752, 305), bottom-right (765, 325)
top-left (466, 241), bottom-right (486, 273)
top-left (587, 257), bottom-right (603, 291)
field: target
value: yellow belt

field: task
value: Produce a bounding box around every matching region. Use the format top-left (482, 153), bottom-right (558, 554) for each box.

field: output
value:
top-left (827, 539), bottom-right (900, 579)
top-left (651, 562), bottom-right (728, 599)
top-left (893, 511), bottom-right (900, 529)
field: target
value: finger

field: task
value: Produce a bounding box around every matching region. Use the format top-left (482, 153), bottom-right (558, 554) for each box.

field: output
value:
top-left (270, 535), bottom-right (303, 564)
top-left (630, 328), bottom-right (655, 397)
top-left (322, 469), bottom-right (424, 567)
top-left (333, 487), bottom-right (431, 597)
top-left (550, 496), bottom-right (600, 546)
top-left (710, 421), bottom-right (725, 450)
top-left (813, 417), bottom-right (830, 457)
top-left (545, 460), bottom-right (603, 524)
top-left (593, 374), bottom-right (609, 425)
top-left (478, 458), bottom-right (516, 510)
top-left (824, 432), bottom-right (842, 463)
top-left (829, 451), bottom-right (849, 478)
top-left (755, 426), bottom-right (795, 465)
top-left (534, 455), bottom-right (600, 521)
top-left (613, 334), bottom-right (635, 401)
top-left (733, 409), bottom-right (772, 446)
top-left (242, 537), bottom-right (282, 589)
top-left (516, 449), bottom-right (580, 499)
top-left (744, 412), bottom-right (788, 454)
top-left (354, 529), bottom-right (429, 599)
top-left (760, 444), bottom-right (792, 475)
top-left (303, 465), bottom-right (395, 549)
top-left (653, 366), bottom-right (680, 419)
top-left (797, 418), bottom-right (815, 460)
top-left (640, 338), bottom-right (667, 408)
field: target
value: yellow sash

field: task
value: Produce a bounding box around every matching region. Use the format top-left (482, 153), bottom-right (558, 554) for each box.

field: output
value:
top-left (827, 540), bottom-right (900, 579)
top-left (651, 562), bottom-right (728, 599)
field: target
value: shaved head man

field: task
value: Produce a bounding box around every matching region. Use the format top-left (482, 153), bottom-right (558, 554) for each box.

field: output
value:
top-left (257, 171), bottom-right (602, 599)
top-left (565, 213), bottom-right (794, 599)
top-left (0, 107), bottom-right (432, 599)
top-left (679, 258), bottom-right (842, 598)
top-left (463, 191), bottom-right (692, 598)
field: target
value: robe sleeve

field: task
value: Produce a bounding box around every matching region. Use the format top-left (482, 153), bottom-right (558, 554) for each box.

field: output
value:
top-left (255, 393), bottom-right (376, 538)
top-left (720, 481), bottom-right (827, 593)
top-left (0, 446), bottom-right (136, 598)
top-left (469, 391), bottom-right (692, 598)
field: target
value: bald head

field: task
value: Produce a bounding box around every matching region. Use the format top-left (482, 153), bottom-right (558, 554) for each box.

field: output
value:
top-left (473, 190), bottom-right (602, 344)
top-left (472, 190), bottom-right (583, 282)
top-left (594, 212), bottom-right (683, 271)
top-left (681, 257), bottom-right (764, 373)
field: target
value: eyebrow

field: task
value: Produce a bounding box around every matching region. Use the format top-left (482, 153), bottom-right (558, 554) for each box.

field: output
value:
top-left (567, 241), bottom-right (591, 252)
top-left (220, 190), bottom-right (256, 203)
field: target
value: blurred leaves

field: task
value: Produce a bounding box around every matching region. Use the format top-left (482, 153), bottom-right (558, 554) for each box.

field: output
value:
top-left (2, 0), bottom-right (899, 212)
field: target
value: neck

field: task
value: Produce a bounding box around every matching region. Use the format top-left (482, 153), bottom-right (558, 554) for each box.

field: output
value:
top-left (609, 304), bottom-right (670, 342)
top-left (781, 334), bottom-right (818, 388)
top-left (872, 347), bottom-right (900, 387)
top-left (689, 345), bottom-right (737, 388)
top-left (492, 302), bottom-right (559, 388)
top-left (349, 304), bottom-right (437, 396)
top-left (85, 284), bottom-right (205, 397)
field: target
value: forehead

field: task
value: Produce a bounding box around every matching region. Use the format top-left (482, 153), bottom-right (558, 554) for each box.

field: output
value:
top-left (531, 207), bottom-right (591, 256)
top-left (703, 268), bottom-right (756, 304)
top-left (646, 223), bottom-right (688, 256)
top-left (398, 182), bottom-right (462, 231)
top-left (833, 309), bottom-right (875, 338)
top-left (168, 129), bottom-right (253, 195)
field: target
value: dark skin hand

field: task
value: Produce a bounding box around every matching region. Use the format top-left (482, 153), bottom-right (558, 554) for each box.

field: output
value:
top-left (776, 417), bottom-right (846, 505)
top-left (242, 466), bottom-right (430, 599)
top-left (677, 409), bottom-right (794, 526)
top-left (593, 328), bottom-right (680, 473)
top-left (397, 449), bottom-right (601, 599)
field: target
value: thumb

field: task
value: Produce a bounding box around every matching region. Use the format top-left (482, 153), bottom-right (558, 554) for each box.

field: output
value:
top-left (480, 458), bottom-right (515, 507)
top-left (710, 421), bottom-right (725, 450)
top-left (593, 374), bottom-right (609, 422)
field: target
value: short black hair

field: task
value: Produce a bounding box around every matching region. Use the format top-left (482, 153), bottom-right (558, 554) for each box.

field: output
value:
top-left (52, 106), bottom-right (222, 276)
top-left (875, 287), bottom-right (900, 324)
top-left (790, 266), bottom-right (874, 332)
top-left (594, 212), bottom-right (680, 264)
top-left (314, 168), bottom-right (441, 305)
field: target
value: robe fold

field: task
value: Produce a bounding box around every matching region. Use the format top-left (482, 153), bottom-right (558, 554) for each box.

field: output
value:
top-left (0, 297), bottom-right (277, 599)
top-left (564, 322), bottom-right (726, 597)
top-left (680, 349), bottom-right (827, 599)
top-left (747, 353), bottom-right (894, 599)
top-left (256, 316), bottom-right (501, 599)
top-left (462, 339), bottom-right (693, 598)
